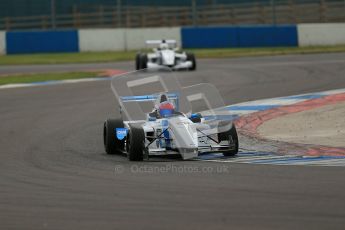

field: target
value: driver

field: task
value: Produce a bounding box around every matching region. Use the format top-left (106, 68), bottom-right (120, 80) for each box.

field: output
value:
top-left (159, 40), bottom-right (169, 50)
top-left (149, 94), bottom-right (175, 118)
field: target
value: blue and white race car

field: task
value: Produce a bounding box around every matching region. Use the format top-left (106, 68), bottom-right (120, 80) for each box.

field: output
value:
top-left (103, 70), bottom-right (238, 161)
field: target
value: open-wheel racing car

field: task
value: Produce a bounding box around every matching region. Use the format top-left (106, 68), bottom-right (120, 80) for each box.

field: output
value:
top-left (135, 40), bottom-right (196, 71)
top-left (103, 69), bottom-right (238, 161)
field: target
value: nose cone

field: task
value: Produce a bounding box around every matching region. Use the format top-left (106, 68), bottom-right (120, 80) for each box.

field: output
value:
top-left (170, 117), bottom-right (198, 159)
top-left (161, 50), bottom-right (175, 65)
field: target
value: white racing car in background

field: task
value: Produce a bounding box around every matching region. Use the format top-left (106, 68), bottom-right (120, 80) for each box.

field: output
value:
top-left (103, 69), bottom-right (238, 161)
top-left (135, 40), bottom-right (196, 71)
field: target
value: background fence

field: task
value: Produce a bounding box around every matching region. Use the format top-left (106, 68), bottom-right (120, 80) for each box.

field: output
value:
top-left (1, 0), bottom-right (345, 30)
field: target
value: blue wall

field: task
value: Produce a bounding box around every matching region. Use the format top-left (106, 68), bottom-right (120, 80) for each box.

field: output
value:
top-left (182, 27), bottom-right (238, 48)
top-left (6, 30), bottom-right (79, 54)
top-left (237, 25), bottom-right (298, 47)
top-left (181, 25), bottom-right (298, 48)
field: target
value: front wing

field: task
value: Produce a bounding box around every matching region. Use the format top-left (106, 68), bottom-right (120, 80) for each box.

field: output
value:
top-left (143, 127), bottom-right (234, 159)
top-left (147, 61), bottom-right (193, 70)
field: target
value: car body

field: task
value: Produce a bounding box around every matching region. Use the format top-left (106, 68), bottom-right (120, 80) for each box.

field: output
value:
top-left (136, 40), bottom-right (196, 71)
top-left (103, 70), bottom-right (238, 161)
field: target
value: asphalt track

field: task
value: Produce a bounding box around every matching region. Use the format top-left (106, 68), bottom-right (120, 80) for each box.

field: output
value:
top-left (1, 53), bottom-right (345, 229)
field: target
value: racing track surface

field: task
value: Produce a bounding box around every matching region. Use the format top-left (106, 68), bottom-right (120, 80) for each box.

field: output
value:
top-left (1, 53), bottom-right (345, 229)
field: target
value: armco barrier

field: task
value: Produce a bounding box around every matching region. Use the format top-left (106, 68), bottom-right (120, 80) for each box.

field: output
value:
top-left (6, 30), bottom-right (79, 54)
top-left (298, 23), bottom-right (345, 46)
top-left (0, 31), bottom-right (5, 54)
top-left (181, 25), bottom-right (298, 48)
top-left (79, 29), bottom-right (126, 52)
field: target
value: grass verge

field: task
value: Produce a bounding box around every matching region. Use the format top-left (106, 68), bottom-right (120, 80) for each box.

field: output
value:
top-left (0, 71), bottom-right (102, 85)
top-left (0, 45), bottom-right (345, 66)
top-left (0, 51), bottom-right (137, 65)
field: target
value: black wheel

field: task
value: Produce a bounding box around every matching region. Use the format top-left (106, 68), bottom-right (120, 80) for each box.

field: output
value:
top-left (126, 124), bottom-right (145, 161)
top-left (135, 53), bottom-right (141, 70)
top-left (140, 54), bottom-right (148, 69)
top-left (103, 119), bottom-right (125, 154)
top-left (218, 123), bottom-right (239, 156)
top-left (186, 53), bottom-right (196, 71)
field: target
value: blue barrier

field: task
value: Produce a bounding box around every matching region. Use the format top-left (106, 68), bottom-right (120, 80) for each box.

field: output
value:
top-left (181, 27), bottom-right (238, 48)
top-left (6, 30), bottom-right (79, 54)
top-left (181, 25), bottom-right (298, 49)
top-left (237, 25), bottom-right (297, 47)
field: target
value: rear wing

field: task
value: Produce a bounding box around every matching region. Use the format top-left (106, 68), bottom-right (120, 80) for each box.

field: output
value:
top-left (145, 40), bottom-right (177, 45)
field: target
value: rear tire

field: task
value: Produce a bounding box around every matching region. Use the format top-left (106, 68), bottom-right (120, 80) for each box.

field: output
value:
top-left (103, 119), bottom-right (125, 154)
top-left (218, 123), bottom-right (239, 156)
top-left (126, 124), bottom-right (145, 161)
top-left (186, 53), bottom-right (196, 71)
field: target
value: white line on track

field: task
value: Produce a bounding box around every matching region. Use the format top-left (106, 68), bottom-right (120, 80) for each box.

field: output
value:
top-left (197, 153), bottom-right (345, 166)
top-left (0, 77), bottom-right (109, 90)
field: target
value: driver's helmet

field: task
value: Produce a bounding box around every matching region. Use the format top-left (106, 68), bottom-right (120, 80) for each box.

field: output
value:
top-left (159, 101), bottom-right (175, 117)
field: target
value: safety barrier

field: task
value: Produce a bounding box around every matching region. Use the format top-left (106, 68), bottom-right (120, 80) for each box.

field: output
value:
top-left (237, 25), bottom-right (298, 47)
top-left (297, 23), bottom-right (345, 46)
top-left (1, 23), bottom-right (344, 54)
top-left (181, 25), bottom-right (298, 48)
top-left (79, 29), bottom-right (126, 52)
top-left (124, 27), bottom-right (181, 50)
top-left (6, 30), bottom-right (79, 54)
top-left (0, 31), bottom-right (5, 54)
top-left (79, 27), bottom-right (181, 52)
top-left (181, 27), bottom-right (237, 48)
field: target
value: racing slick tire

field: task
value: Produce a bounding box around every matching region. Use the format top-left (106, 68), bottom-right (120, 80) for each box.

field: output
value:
top-left (140, 54), bottom-right (148, 69)
top-left (126, 124), bottom-right (145, 161)
top-left (186, 53), bottom-right (196, 71)
top-left (103, 119), bottom-right (125, 154)
top-left (218, 123), bottom-right (239, 156)
top-left (135, 53), bottom-right (141, 70)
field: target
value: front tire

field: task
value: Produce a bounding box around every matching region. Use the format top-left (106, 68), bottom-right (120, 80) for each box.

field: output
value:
top-left (218, 123), bottom-right (239, 156)
top-left (135, 53), bottom-right (141, 70)
top-left (140, 54), bottom-right (148, 69)
top-left (103, 119), bottom-right (125, 154)
top-left (126, 124), bottom-right (145, 161)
